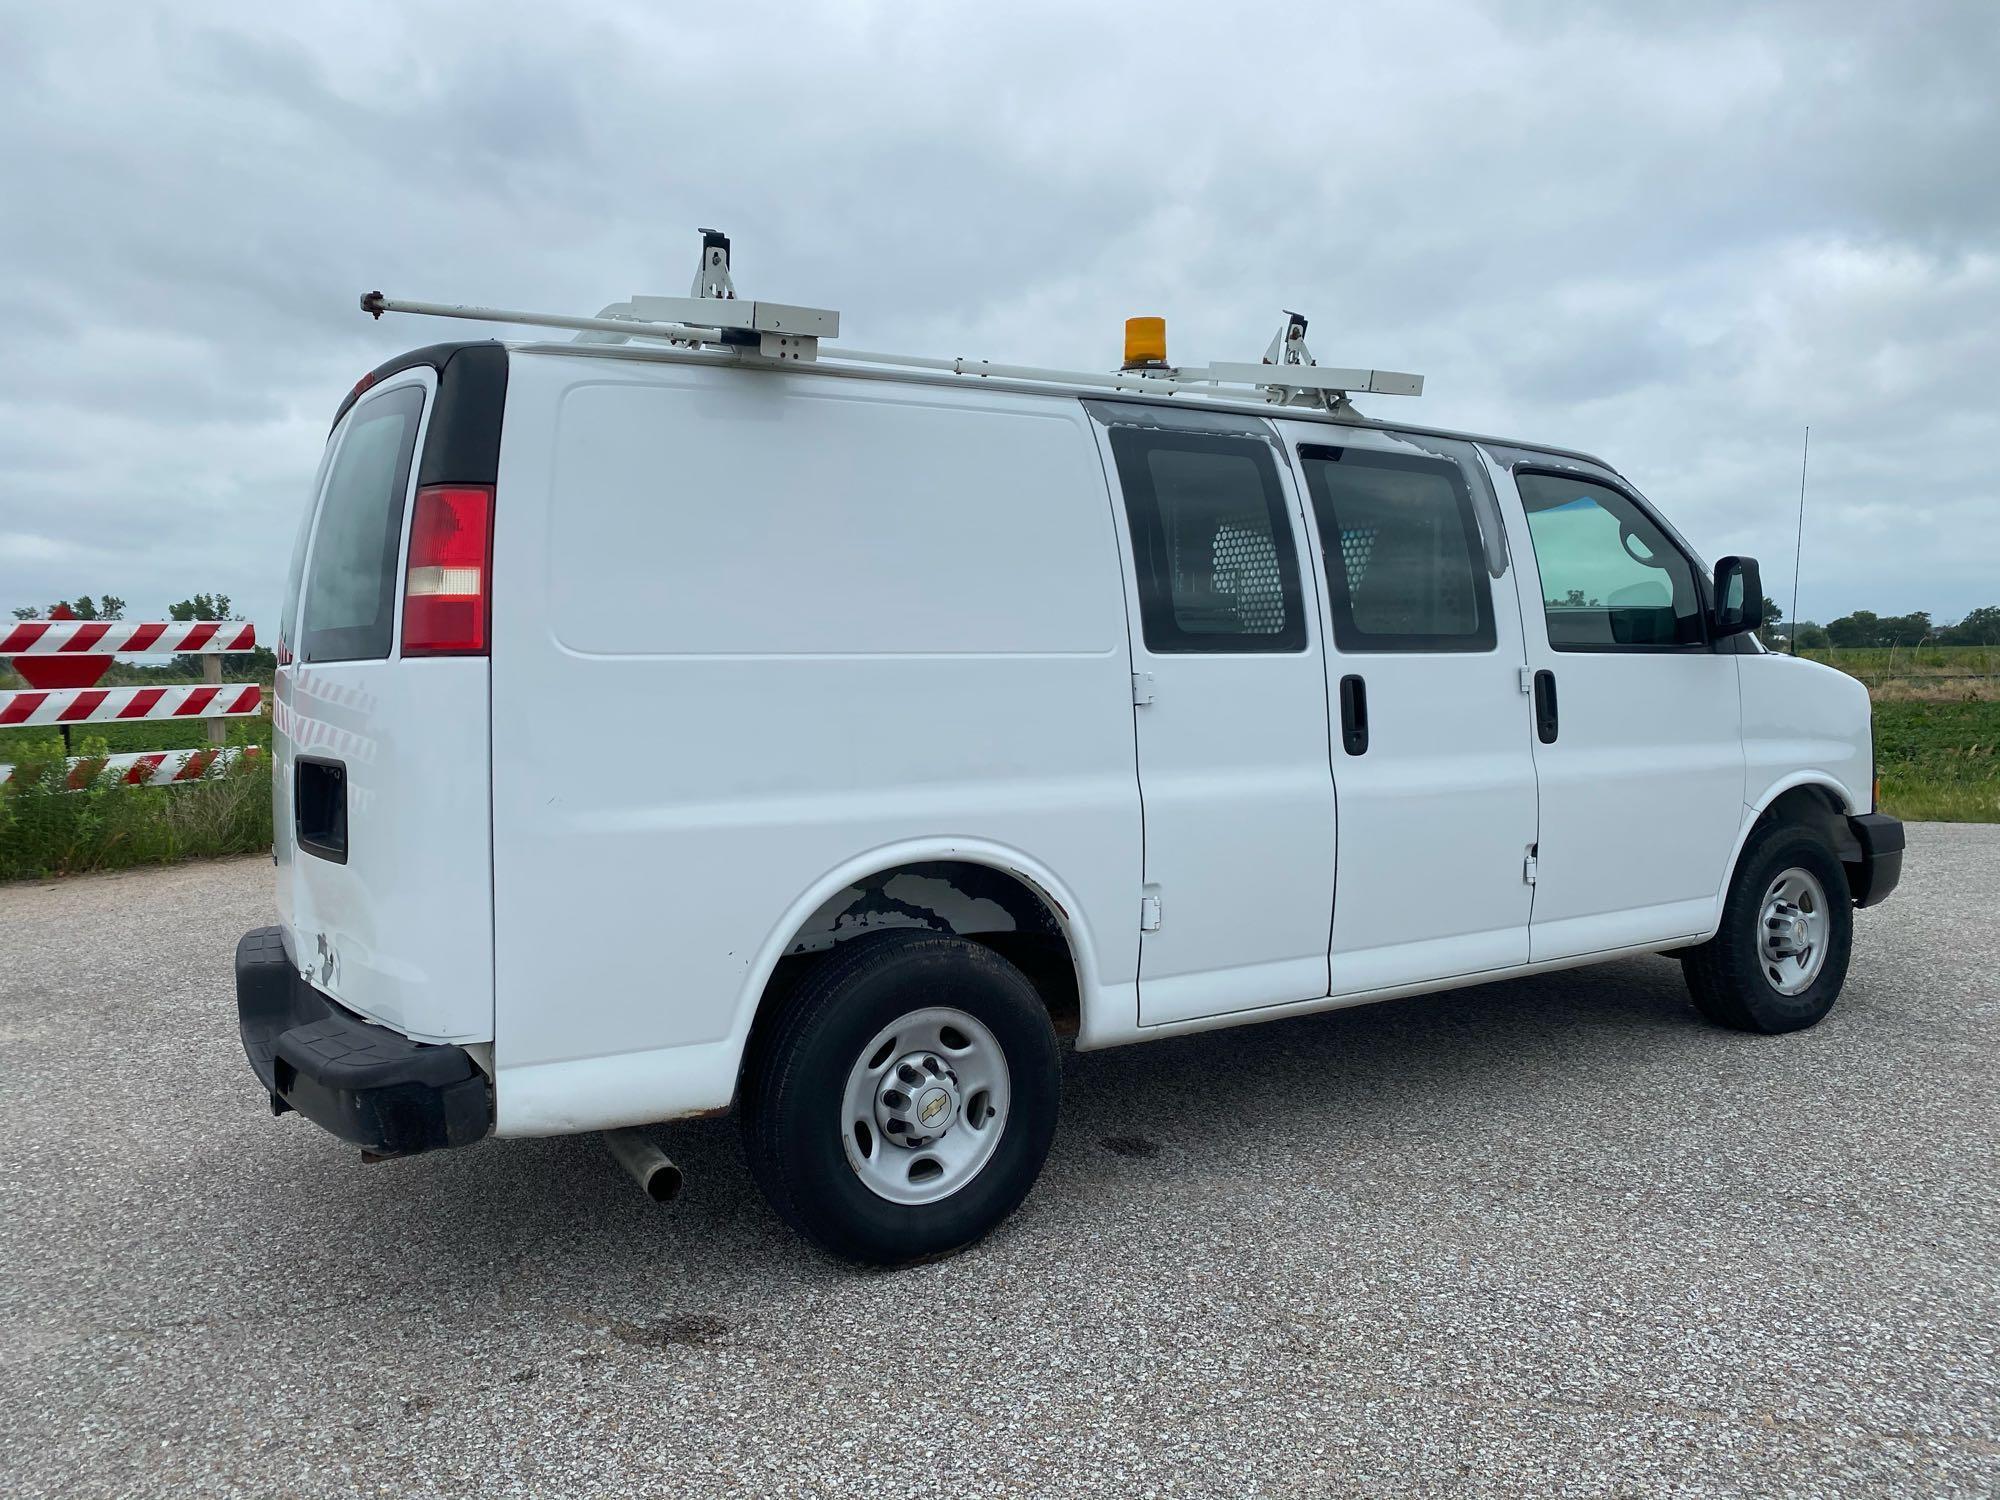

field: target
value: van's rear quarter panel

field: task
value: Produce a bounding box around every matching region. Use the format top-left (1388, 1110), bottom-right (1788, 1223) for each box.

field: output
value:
top-left (489, 354), bottom-right (1141, 1118)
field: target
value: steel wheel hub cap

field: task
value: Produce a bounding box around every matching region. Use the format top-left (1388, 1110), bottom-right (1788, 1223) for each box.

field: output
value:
top-left (841, 1005), bottom-right (1010, 1207)
top-left (877, 1052), bottom-right (961, 1147)
top-left (1759, 866), bottom-right (1830, 996)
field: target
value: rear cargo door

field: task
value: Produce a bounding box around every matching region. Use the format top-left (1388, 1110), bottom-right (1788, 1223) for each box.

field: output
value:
top-left (1092, 406), bottom-right (1337, 1026)
top-left (277, 365), bottom-right (494, 1044)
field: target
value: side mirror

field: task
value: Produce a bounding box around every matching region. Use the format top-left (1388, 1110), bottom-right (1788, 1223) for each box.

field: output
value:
top-left (1712, 555), bottom-right (1764, 638)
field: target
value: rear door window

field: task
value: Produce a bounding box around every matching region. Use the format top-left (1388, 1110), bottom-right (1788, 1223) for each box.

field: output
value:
top-left (299, 385), bottom-right (424, 663)
top-left (1109, 428), bottom-right (1308, 654)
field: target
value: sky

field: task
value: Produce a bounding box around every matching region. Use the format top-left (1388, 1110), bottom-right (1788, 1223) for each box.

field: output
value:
top-left (2, 0), bottom-right (1996, 632)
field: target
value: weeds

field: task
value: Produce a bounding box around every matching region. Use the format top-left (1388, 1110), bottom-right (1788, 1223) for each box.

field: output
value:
top-left (0, 732), bottom-right (272, 880)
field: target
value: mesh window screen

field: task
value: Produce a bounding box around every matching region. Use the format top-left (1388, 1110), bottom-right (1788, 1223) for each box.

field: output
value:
top-left (1339, 527), bottom-right (1378, 593)
top-left (1207, 521), bottom-right (1286, 633)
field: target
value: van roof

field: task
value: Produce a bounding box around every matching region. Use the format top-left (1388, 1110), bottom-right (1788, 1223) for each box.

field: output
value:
top-left (501, 336), bottom-right (1630, 482)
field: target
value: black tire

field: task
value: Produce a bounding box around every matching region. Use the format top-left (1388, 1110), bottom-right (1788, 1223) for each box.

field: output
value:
top-left (741, 931), bottom-right (1060, 1265)
top-left (1681, 821), bottom-right (1854, 1033)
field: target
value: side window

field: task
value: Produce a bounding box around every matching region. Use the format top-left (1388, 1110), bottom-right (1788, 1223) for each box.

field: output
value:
top-left (1108, 428), bottom-right (1307, 653)
top-left (299, 385), bottom-right (424, 663)
top-left (1516, 472), bottom-right (1704, 650)
top-left (1297, 446), bottom-right (1495, 652)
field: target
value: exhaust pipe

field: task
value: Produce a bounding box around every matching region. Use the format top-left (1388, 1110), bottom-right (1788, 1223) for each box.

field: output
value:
top-left (603, 1128), bottom-right (683, 1203)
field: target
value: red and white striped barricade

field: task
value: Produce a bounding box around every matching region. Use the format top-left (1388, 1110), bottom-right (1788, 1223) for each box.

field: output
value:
top-left (0, 681), bottom-right (262, 728)
top-left (0, 619), bottom-right (259, 663)
top-left (0, 614), bottom-right (263, 787)
top-left (0, 745), bottom-right (261, 788)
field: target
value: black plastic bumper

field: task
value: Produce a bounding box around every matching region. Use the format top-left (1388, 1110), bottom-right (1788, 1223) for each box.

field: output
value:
top-left (1848, 813), bottom-right (1904, 909)
top-left (235, 926), bottom-right (491, 1157)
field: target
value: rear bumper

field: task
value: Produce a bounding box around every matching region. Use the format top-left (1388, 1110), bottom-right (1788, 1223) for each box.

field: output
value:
top-left (1847, 813), bottom-right (1904, 909)
top-left (235, 926), bottom-right (491, 1157)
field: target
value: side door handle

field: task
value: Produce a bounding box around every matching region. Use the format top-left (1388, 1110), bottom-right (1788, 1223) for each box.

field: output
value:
top-left (1533, 669), bottom-right (1559, 744)
top-left (1338, 674), bottom-right (1369, 756)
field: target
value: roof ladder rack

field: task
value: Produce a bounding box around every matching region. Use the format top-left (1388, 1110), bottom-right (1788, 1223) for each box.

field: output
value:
top-left (360, 226), bottom-right (1423, 404)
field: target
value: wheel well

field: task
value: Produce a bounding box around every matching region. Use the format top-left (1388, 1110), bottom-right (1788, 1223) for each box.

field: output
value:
top-left (1742, 784), bottom-right (1865, 901)
top-left (744, 862), bottom-right (1081, 1083)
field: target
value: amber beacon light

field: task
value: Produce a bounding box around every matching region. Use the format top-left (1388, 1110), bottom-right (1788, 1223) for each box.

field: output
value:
top-left (1122, 316), bottom-right (1168, 371)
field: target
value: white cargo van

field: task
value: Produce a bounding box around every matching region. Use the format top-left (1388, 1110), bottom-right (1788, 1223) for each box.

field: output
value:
top-left (236, 236), bottom-right (1903, 1264)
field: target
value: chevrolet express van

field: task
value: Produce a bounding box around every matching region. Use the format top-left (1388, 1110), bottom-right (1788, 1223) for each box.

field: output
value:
top-left (234, 250), bottom-right (1904, 1263)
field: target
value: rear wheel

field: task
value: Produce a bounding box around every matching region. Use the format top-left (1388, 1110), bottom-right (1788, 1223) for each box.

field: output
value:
top-left (741, 932), bottom-right (1060, 1265)
top-left (1681, 823), bottom-right (1853, 1033)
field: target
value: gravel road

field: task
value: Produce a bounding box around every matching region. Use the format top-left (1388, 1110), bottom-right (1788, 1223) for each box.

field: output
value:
top-left (1, 828), bottom-right (1995, 1497)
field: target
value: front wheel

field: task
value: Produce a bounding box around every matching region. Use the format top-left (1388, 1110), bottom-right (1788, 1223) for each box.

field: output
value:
top-left (1681, 823), bottom-right (1854, 1033)
top-left (741, 932), bottom-right (1060, 1265)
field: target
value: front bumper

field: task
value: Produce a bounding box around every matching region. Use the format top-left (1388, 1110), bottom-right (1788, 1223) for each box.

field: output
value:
top-left (1848, 813), bottom-right (1904, 909)
top-left (235, 926), bottom-right (491, 1157)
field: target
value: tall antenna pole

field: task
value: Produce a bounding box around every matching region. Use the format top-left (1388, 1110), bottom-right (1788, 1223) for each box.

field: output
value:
top-left (1789, 426), bottom-right (1810, 655)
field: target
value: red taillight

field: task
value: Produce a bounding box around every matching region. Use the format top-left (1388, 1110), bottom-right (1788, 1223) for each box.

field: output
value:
top-left (403, 484), bottom-right (493, 656)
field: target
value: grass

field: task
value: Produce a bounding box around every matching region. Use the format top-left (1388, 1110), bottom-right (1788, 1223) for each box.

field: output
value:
top-left (0, 647), bottom-right (276, 874)
top-left (0, 734), bottom-right (272, 881)
top-left (1784, 645), bottom-right (1999, 822)
top-left (1800, 644), bottom-right (2000, 679)
top-left (1800, 645), bottom-right (2000, 701)
top-left (0, 649), bottom-right (279, 876)
top-left (0, 686), bottom-right (274, 877)
top-left (1870, 699), bottom-right (2000, 823)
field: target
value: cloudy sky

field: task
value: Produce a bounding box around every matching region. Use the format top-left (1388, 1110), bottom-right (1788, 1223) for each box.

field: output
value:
top-left (3, 0), bottom-right (1995, 631)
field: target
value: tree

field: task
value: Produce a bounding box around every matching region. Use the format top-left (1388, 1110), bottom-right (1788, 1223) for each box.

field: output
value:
top-left (168, 593), bottom-right (233, 623)
top-left (58, 595), bottom-right (123, 620)
top-left (1756, 595), bottom-right (1784, 648)
top-left (1821, 609), bottom-right (1931, 649)
top-left (7, 594), bottom-right (123, 621)
top-left (1876, 611), bottom-right (1932, 647)
top-left (1941, 606), bottom-right (2000, 646)
top-left (167, 592), bottom-right (246, 678)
